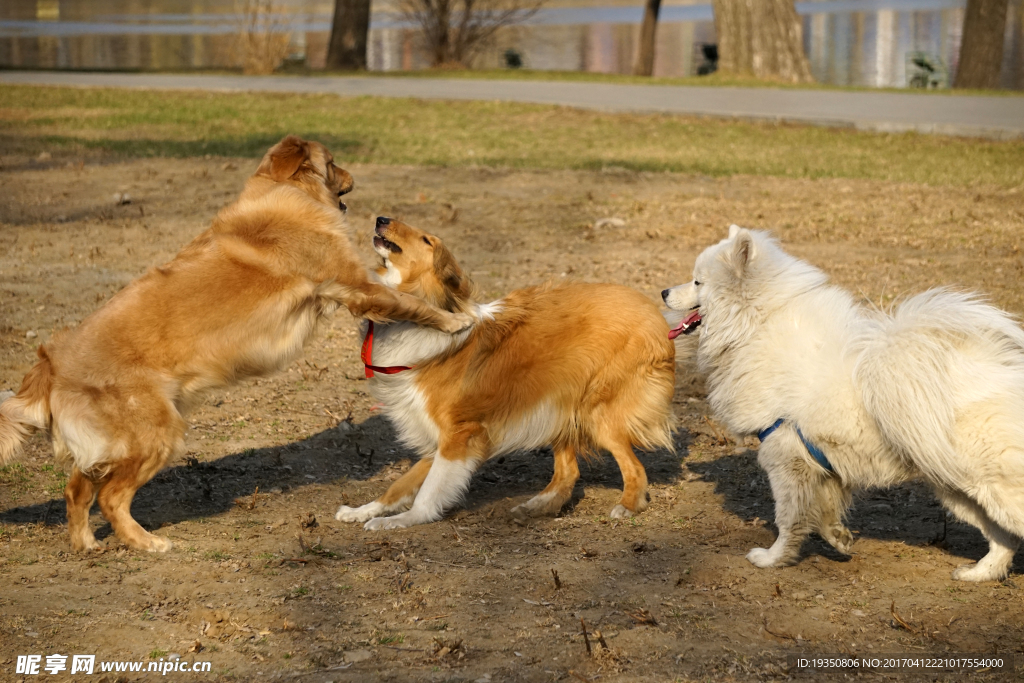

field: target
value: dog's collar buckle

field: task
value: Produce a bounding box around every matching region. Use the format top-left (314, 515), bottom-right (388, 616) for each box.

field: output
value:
top-left (758, 418), bottom-right (835, 474)
top-left (361, 321), bottom-right (414, 378)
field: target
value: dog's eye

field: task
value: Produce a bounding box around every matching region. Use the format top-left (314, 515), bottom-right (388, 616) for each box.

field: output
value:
top-left (694, 280), bottom-right (702, 286)
top-left (422, 237), bottom-right (432, 246)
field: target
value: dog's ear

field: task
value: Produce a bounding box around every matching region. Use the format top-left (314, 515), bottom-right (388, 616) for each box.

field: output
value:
top-left (258, 135), bottom-right (310, 182)
top-left (432, 241), bottom-right (472, 310)
top-left (730, 227), bottom-right (755, 276)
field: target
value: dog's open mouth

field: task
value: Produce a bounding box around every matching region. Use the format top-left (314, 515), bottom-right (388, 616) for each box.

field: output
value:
top-left (373, 235), bottom-right (402, 254)
top-left (337, 192), bottom-right (348, 212)
top-left (668, 309), bottom-right (702, 339)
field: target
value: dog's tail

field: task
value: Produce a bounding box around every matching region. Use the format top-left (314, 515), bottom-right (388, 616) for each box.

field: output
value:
top-left (853, 288), bottom-right (1024, 487)
top-left (0, 346), bottom-right (54, 466)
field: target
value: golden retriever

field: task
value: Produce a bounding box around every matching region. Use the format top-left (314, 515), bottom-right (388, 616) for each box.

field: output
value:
top-left (335, 217), bottom-right (676, 529)
top-left (0, 136), bottom-right (471, 552)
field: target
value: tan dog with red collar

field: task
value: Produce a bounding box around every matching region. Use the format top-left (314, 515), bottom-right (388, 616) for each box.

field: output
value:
top-left (335, 217), bottom-right (677, 529)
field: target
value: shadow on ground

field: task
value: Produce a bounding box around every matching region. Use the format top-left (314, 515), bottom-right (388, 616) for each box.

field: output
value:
top-left (0, 415), bottom-right (691, 538)
top-left (687, 449), bottom-right (1020, 572)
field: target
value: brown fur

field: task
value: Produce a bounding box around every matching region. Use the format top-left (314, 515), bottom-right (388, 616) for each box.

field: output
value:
top-left (344, 219), bottom-right (676, 526)
top-left (0, 136), bottom-right (471, 553)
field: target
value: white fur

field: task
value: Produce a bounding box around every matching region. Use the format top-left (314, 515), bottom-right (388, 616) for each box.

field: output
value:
top-left (475, 301), bottom-right (503, 321)
top-left (666, 227), bottom-right (1024, 581)
top-left (377, 260), bottom-right (403, 288)
top-left (363, 455), bottom-right (476, 529)
top-left (335, 495), bottom-right (414, 522)
top-left (491, 401), bottom-right (560, 456)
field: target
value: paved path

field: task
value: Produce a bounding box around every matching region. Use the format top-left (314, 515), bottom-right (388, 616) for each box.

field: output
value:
top-left (2, 70), bottom-right (1022, 139)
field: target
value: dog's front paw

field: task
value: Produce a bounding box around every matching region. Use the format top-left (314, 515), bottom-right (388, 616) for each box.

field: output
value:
top-left (609, 504), bottom-right (634, 519)
top-left (70, 536), bottom-right (106, 553)
top-left (441, 311), bottom-right (475, 334)
top-left (364, 515), bottom-right (409, 531)
top-left (336, 502), bottom-right (383, 523)
top-left (746, 547), bottom-right (778, 568)
top-left (951, 562), bottom-right (1006, 582)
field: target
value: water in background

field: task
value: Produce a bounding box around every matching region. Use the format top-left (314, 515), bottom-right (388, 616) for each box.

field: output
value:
top-left (1, 0), bottom-right (1022, 89)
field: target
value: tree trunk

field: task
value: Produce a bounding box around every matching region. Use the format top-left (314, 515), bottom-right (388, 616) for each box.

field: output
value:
top-left (325, 0), bottom-right (371, 70)
top-left (633, 0), bottom-right (662, 76)
top-left (954, 0), bottom-right (1008, 89)
top-left (711, 0), bottom-right (813, 83)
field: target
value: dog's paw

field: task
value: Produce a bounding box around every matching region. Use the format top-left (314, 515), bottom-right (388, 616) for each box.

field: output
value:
top-left (511, 492), bottom-right (568, 520)
top-left (951, 562), bottom-right (1006, 582)
top-left (824, 524), bottom-right (855, 554)
top-left (364, 515), bottom-right (411, 531)
top-left (441, 311), bottom-right (475, 334)
top-left (146, 536), bottom-right (174, 553)
top-left (336, 503), bottom-right (383, 523)
top-left (746, 547), bottom-right (778, 568)
top-left (609, 504), bottom-right (634, 519)
top-left (70, 536), bottom-right (106, 553)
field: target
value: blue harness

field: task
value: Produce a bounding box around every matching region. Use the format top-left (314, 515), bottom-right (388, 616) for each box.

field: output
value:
top-left (757, 418), bottom-right (835, 474)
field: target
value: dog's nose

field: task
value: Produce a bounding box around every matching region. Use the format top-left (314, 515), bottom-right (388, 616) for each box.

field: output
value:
top-left (376, 216), bottom-right (391, 228)
top-left (661, 288), bottom-right (671, 301)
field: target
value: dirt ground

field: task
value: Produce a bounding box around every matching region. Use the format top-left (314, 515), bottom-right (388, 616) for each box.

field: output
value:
top-left (2, 153), bottom-right (1024, 682)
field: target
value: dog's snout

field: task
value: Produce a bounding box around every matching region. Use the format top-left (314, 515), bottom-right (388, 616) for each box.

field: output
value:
top-left (661, 288), bottom-right (671, 302)
top-left (376, 216), bottom-right (391, 229)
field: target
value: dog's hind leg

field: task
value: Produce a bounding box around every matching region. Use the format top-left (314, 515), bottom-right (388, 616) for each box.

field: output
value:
top-left (510, 444), bottom-right (580, 520)
top-left (934, 486), bottom-right (1019, 582)
top-left (364, 425), bottom-right (486, 530)
top-left (747, 433), bottom-right (819, 568)
top-left (96, 450), bottom-right (173, 552)
top-left (336, 457), bottom-right (433, 523)
top-left (594, 432), bottom-right (648, 519)
top-left (65, 467), bottom-right (102, 552)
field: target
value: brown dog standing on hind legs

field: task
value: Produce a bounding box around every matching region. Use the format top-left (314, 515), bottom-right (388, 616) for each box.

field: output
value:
top-left (335, 218), bottom-right (676, 529)
top-left (0, 136), bottom-right (473, 553)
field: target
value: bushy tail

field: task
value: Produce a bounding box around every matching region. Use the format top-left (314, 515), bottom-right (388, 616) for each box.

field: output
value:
top-left (853, 289), bottom-right (1024, 487)
top-left (0, 346), bottom-right (54, 466)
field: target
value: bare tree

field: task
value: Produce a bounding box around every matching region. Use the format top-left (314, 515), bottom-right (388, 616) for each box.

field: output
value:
top-left (633, 0), bottom-right (662, 76)
top-left (399, 0), bottom-right (541, 68)
top-left (326, 0), bottom-right (371, 70)
top-left (954, 0), bottom-right (1009, 89)
top-left (711, 0), bottom-right (813, 83)
top-left (232, 0), bottom-right (292, 75)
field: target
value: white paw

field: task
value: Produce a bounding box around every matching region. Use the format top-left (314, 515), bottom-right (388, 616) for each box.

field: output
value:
top-left (951, 562), bottom-right (1005, 582)
top-left (364, 515), bottom-right (411, 530)
top-left (335, 502), bottom-right (383, 523)
top-left (609, 504), bottom-right (634, 519)
top-left (746, 547), bottom-right (777, 568)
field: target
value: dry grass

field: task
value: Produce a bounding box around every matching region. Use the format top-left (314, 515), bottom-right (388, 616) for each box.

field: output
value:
top-left (231, 0), bottom-right (292, 75)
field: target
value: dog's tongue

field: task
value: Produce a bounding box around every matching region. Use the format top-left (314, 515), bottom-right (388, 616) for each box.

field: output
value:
top-left (668, 310), bottom-right (702, 340)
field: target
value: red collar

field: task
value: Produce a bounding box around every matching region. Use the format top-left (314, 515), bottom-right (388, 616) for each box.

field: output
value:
top-left (361, 321), bottom-right (414, 378)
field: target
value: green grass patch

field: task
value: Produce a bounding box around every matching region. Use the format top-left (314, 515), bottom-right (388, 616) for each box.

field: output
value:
top-left (2, 84), bottom-right (1021, 186)
top-left (370, 68), bottom-right (1024, 97)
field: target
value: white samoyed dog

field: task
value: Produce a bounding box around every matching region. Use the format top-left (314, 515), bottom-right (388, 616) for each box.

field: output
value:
top-left (663, 225), bottom-right (1024, 582)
